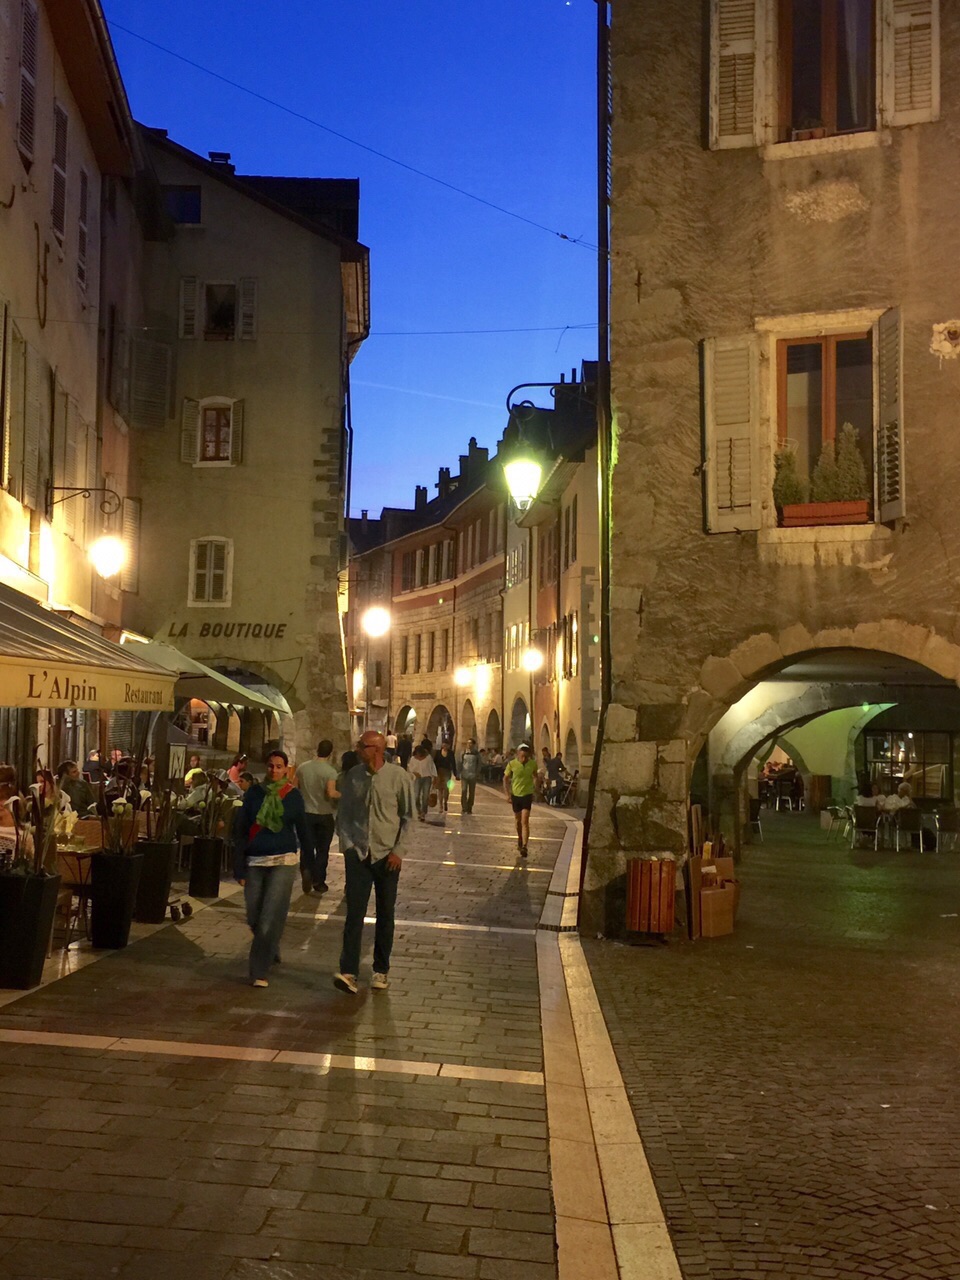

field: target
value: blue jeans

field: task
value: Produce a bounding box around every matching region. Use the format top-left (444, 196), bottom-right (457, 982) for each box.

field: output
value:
top-left (339, 850), bottom-right (400, 977)
top-left (414, 776), bottom-right (433, 818)
top-left (244, 864), bottom-right (296, 981)
top-left (301, 813), bottom-right (335, 886)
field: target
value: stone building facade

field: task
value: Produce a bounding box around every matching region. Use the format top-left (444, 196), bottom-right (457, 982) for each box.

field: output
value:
top-left (125, 132), bottom-right (369, 762)
top-left (585, 0), bottom-right (953, 932)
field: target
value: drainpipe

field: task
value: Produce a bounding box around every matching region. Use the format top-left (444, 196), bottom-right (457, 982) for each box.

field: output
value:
top-left (583, 0), bottom-right (613, 891)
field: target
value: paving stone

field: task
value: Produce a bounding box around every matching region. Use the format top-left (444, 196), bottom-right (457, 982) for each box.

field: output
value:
top-left (414, 1251), bottom-right (481, 1277)
top-left (468, 1226), bottom-right (556, 1262)
top-left (393, 1174), bottom-right (472, 1206)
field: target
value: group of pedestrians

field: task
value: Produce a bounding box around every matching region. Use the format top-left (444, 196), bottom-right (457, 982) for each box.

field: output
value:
top-left (232, 728), bottom-right (539, 996)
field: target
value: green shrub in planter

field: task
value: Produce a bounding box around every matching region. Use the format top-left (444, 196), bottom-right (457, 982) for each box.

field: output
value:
top-left (810, 437), bottom-right (839, 502)
top-left (773, 448), bottom-right (808, 508)
top-left (834, 422), bottom-right (869, 501)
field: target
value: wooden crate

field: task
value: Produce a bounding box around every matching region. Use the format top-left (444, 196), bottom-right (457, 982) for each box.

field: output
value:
top-left (626, 858), bottom-right (676, 934)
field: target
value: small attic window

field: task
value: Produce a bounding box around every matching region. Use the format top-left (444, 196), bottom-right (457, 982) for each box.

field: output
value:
top-left (162, 185), bottom-right (202, 224)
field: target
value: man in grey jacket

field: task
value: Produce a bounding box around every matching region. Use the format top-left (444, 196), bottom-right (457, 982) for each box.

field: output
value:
top-left (459, 738), bottom-right (481, 814)
top-left (333, 729), bottom-right (414, 995)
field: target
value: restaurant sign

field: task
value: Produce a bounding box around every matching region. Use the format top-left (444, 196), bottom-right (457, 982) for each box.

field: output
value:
top-left (3, 661), bottom-right (175, 711)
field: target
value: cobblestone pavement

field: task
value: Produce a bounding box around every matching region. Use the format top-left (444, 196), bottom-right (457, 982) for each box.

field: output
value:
top-left (586, 811), bottom-right (960, 1280)
top-left (0, 787), bottom-right (567, 1279)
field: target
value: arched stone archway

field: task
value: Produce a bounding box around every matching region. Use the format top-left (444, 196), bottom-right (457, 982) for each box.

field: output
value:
top-left (485, 709), bottom-right (501, 751)
top-left (461, 700), bottom-right (477, 744)
top-left (564, 728), bottom-right (580, 774)
top-left (539, 723), bottom-right (552, 753)
top-left (509, 697), bottom-right (530, 748)
top-left (395, 705), bottom-right (416, 736)
top-left (586, 621), bottom-right (960, 936)
top-left (426, 703), bottom-right (454, 745)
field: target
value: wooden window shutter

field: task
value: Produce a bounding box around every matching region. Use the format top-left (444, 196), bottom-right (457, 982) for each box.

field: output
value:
top-left (229, 398), bottom-right (244, 464)
top-left (703, 334), bottom-right (761, 532)
top-left (5, 323), bottom-right (24, 500)
top-left (121, 497), bottom-right (141, 593)
top-left (63, 397), bottom-right (78, 539)
top-left (21, 344), bottom-right (44, 509)
top-left (0, 0), bottom-right (12, 106)
top-left (180, 397), bottom-right (200, 463)
top-left (130, 338), bottom-right (171, 429)
top-left (882, 0), bottom-right (939, 127)
top-left (179, 276), bottom-right (200, 339)
top-left (876, 307), bottom-right (905, 522)
top-left (17, 0), bottom-right (38, 161)
top-left (51, 103), bottom-right (67, 240)
top-left (238, 278), bottom-right (257, 340)
top-left (709, 0), bottom-right (759, 149)
top-left (77, 170), bottom-right (89, 288)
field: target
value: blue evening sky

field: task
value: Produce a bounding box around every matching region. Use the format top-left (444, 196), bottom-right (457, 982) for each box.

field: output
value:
top-left (104, 1), bottom-right (598, 515)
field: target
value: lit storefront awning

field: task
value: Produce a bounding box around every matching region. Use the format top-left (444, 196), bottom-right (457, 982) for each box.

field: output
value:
top-left (0, 585), bottom-right (176, 711)
top-left (119, 638), bottom-right (280, 714)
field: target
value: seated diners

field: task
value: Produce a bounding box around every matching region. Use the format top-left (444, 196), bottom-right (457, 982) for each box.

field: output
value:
top-left (880, 782), bottom-right (914, 813)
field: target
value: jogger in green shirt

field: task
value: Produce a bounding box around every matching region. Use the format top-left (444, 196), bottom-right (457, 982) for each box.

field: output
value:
top-left (503, 744), bottom-right (537, 858)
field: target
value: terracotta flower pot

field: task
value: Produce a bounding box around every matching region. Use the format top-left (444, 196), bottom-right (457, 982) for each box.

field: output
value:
top-left (780, 500), bottom-right (870, 527)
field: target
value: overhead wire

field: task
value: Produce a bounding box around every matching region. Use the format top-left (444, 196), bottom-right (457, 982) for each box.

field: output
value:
top-left (106, 19), bottom-right (599, 253)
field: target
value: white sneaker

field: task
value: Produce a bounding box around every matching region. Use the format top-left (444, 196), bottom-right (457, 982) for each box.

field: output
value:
top-left (333, 972), bottom-right (358, 994)
top-left (371, 972), bottom-right (389, 990)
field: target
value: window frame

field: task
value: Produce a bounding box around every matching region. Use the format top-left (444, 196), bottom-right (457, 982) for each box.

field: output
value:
top-left (777, 0), bottom-right (877, 142)
top-left (188, 537), bottom-right (233, 608)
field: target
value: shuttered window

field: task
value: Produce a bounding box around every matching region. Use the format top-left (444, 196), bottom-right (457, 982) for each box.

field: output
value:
top-left (238, 277), bottom-right (257, 340)
top-left (22, 343), bottom-right (48, 511)
top-left (190, 538), bottom-right (232, 605)
top-left (710, 0), bottom-right (760, 148)
top-left (130, 338), bottom-right (171, 429)
top-left (876, 307), bottom-right (905, 521)
top-left (0, 0), bottom-right (12, 105)
top-left (882, 0), bottom-right (939, 126)
top-left (178, 277), bottom-right (200, 339)
top-left (51, 102), bottom-right (67, 240)
top-left (181, 397), bottom-right (244, 465)
top-left (77, 170), bottom-right (89, 288)
top-left (121, 497), bottom-right (141, 594)
top-left (17, 0), bottom-right (38, 161)
top-left (703, 335), bottom-right (761, 532)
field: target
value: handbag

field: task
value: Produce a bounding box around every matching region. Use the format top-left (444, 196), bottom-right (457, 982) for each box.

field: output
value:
top-left (427, 787), bottom-right (438, 809)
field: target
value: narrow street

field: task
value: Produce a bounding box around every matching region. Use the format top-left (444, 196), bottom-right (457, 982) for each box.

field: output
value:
top-left (0, 789), bottom-right (578, 1279)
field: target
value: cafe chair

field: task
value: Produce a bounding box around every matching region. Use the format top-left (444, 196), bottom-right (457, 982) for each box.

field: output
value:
top-left (748, 797), bottom-right (763, 842)
top-left (935, 808), bottom-right (960, 853)
top-left (894, 808), bottom-right (924, 852)
top-left (851, 805), bottom-right (881, 850)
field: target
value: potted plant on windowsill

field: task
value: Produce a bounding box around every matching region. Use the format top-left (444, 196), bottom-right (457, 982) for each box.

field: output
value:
top-left (791, 115), bottom-right (827, 142)
top-left (0, 785), bottom-right (63, 990)
top-left (778, 424), bottom-right (871, 527)
top-left (90, 795), bottom-right (144, 950)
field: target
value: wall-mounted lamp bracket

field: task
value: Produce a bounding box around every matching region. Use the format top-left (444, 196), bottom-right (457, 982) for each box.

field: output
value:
top-left (46, 483), bottom-right (122, 517)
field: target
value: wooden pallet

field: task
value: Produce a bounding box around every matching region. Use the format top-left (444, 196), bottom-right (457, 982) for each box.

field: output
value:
top-left (626, 857), bottom-right (676, 934)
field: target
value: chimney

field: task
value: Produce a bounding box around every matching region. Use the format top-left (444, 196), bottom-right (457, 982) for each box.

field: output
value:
top-left (415, 485), bottom-right (427, 512)
top-left (438, 466), bottom-right (451, 497)
top-left (361, 509), bottom-right (368, 528)
top-left (208, 151), bottom-right (235, 174)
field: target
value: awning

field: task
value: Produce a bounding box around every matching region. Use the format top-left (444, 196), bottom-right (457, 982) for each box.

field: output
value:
top-left (119, 638), bottom-right (280, 714)
top-left (209, 666), bottom-right (292, 717)
top-left (0, 583), bottom-right (176, 711)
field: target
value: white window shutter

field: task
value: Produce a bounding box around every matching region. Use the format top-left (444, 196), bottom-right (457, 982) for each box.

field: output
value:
top-left (179, 276), bottom-right (200, 339)
top-left (17, 0), bottom-right (38, 161)
top-left (882, 0), bottom-right (939, 127)
top-left (63, 397), bottom-right (78, 539)
top-left (51, 103), bottom-right (67, 241)
top-left (180, 397), bottom-right (200, 463)
top-left (229, 398), bottom-right (244, 465)
top-left (0, 0), bottom-right (12, 106)
top-left (121, 497), bottom-right (141, 594)
top-left (876, 307), bottom-right (905, 522)
top-left (130, 338), bottom-right (171, 429)
top-left (703, 334), bottom-right (761, 532)
top-left (238, 278), bottom-right (257, 340)
top-left (77, 170), bottom-right (89, 289)
top-left (709, 0), bottom-right (760, 149)
top-left (22, 343), bottom-right (42, 510)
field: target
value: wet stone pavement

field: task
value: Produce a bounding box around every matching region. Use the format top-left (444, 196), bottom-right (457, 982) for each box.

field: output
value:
top-left (0, 786), bottom-right (567, 1280)
top-left (586, 810), bottom-right (960, 1280)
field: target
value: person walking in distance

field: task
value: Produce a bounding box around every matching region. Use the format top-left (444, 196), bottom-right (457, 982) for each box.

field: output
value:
top-left (233, 750), bottom-right (314, 988)
top-left (503, 743), bottom-right (537, 857)
top-left (459, 738), bottom-right (481, 815)
top-left (333, 730), bottom-right (414, 994)
top-left (384, 729), bottom-right (398, 762)
top-left (294, 739), bottom-right (339, 894)
top-left (434, 742), bottom-right (458, 813)
top-left (407, 745), bottom-right (437, 821)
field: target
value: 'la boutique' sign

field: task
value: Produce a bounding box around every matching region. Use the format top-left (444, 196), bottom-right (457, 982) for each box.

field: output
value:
top-left (167, 622), bottom-right (288, 640)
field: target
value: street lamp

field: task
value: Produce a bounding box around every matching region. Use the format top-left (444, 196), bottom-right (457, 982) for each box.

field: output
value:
top-left (521, 647), bottom-right (544, 673)
top-left (454, 666), bottom-right (472, 688)
top-left (88, 535), bottom-right (127, 578)
top-left (361, 606), bottom-right (391, 637)
top-left (503, 457), bottom-right (543, 514)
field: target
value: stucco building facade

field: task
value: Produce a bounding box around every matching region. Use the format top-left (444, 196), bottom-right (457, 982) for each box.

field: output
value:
top-left (124, 132), bottom-right (369, 762)
top-left (585, 0), bottom-right (952, 932)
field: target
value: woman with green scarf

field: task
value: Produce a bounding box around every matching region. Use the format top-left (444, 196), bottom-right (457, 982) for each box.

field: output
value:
top-left (233, 750), bottom-right (315, 987)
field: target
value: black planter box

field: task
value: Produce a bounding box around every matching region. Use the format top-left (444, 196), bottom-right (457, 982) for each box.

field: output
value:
top-left (134, 842), bottom-right (177, 924)
top-left (91, 853), bottom-right (143, 950)
top-left (0, 872), bottom-right (61, 989)
top-left (188, 837), bottom-right (222, 898)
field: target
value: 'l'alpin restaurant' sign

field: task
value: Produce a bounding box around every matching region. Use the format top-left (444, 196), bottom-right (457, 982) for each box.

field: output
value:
top-left (8, 662), bottom-right (174, 712)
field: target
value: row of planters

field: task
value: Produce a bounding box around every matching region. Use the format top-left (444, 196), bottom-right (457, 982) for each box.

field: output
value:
top-left (774, 421), bottom-right (871, 527)
top-left (0, 778), bottom-right (237, 990)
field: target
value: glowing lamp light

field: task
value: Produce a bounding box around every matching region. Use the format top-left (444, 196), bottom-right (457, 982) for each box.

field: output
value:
top-left (89, 535), bottom-right (127, 579)
top-left (521, 647), bottom-right (544, 673)
top-left (454, 666), bottom-right (472, 688)
top-left (503, 457), bottom-right (543, 512)
top-left (361, 606), bottom-right (391, 637)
